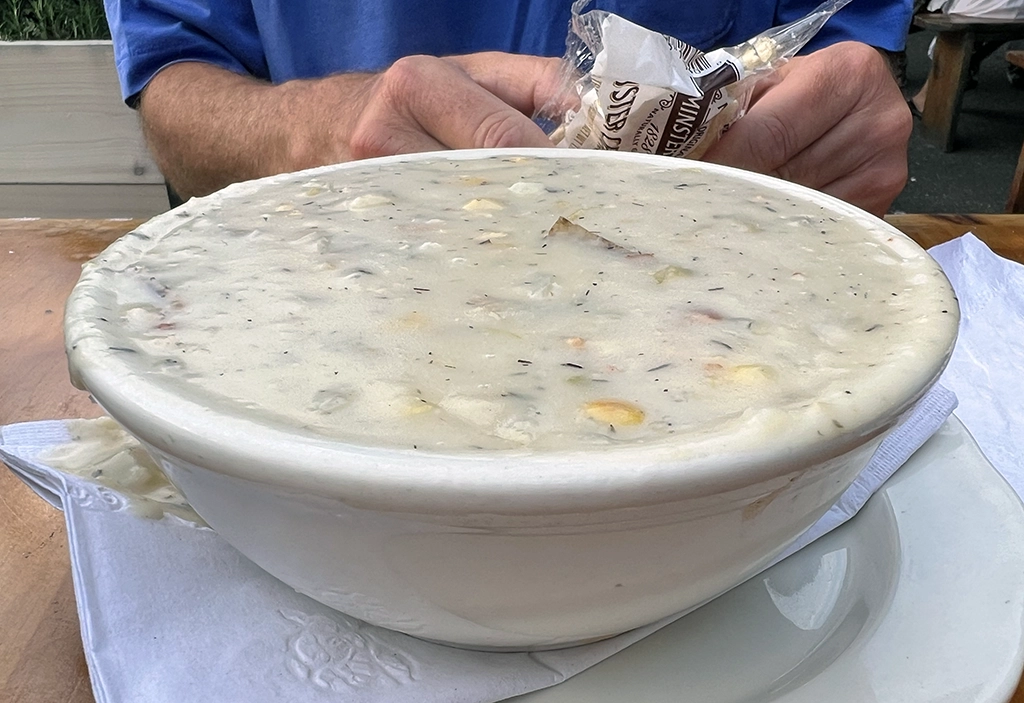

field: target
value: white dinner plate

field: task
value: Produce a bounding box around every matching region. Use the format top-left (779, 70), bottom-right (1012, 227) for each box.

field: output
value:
top-left (510, 416), bottom-right (1024, 703)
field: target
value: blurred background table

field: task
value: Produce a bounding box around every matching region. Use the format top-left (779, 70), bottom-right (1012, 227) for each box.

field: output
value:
top-left (2, 215), bottom-right (1023, 702)
top-left (911, 14), bottom-right (1024, 153)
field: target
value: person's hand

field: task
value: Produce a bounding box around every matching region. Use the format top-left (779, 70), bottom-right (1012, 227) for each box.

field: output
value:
top-left (702, 42), bottom-right (912, 217)
top-left (340, 53), bottom-right (563, 160)
top-left (140, 52), bottom-right (563, 198)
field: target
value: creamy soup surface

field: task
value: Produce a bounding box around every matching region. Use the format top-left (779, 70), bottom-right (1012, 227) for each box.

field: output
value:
top-left (72, 155), bottom-right (958, 453)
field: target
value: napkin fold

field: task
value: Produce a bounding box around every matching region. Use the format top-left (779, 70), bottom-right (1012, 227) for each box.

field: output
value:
top-left (0, 383), bottom-right (955, 703)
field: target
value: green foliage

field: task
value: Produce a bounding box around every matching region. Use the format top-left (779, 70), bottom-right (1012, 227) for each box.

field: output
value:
top-left (0, 0), bottom-right (110, 41)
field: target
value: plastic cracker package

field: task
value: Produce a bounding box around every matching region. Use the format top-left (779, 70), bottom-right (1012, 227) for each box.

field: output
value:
top-left (537, 0), bottom-right (853, 159)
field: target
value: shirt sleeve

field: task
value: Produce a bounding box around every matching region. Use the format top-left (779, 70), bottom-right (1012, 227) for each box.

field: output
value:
top-left (103, 0), bottom-right (270, 107)
top-left (776, 0), bottom-right (915, 53)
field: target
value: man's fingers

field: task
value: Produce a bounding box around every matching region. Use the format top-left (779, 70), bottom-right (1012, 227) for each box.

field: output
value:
top-left (817, 153), bottom-right (909, 217)
top-left (348, 115), bottom-right (448, 158)
top-left (766, 112), bottom-right (885, 190)
top-left (702, 42), bottom-right (910, 215)
top-left (704, 64), bottom-right (853, 174)
top-left (761, 103), bottom-right (909, 214)
top-left (704, 44), bottom-right (871, 174)
top-left (349, 54), bottom-right (553, 160)
top-left (446, 52), bottom-right (566, 116)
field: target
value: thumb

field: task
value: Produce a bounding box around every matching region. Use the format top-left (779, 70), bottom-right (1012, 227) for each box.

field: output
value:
top-left (445, 53), bottom-right (566, 117)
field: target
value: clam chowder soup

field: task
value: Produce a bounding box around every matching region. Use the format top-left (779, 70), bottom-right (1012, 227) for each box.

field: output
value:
top-left (70, 154), bottom-right (958, 453)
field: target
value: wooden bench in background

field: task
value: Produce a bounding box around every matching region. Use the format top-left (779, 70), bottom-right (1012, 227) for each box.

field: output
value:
top-left (1008, 49), bottom-right (1024, 213)
top-left (913, 14), bottom-right (1024, 152)
top-left (0, 41), bottom-right (169, 218)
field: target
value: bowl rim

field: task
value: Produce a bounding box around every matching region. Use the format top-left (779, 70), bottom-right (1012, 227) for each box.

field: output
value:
top-left (63, 148), bottom-right (958, 515)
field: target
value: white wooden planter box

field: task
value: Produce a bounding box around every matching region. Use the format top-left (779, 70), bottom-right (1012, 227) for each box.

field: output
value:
top-left (0, 40), bottom-right (169, 218)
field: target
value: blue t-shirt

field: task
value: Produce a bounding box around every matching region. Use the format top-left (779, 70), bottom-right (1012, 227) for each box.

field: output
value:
top-left (104, 0), bottom-right (912, 106)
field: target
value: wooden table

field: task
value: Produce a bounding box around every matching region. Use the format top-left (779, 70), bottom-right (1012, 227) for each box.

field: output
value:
top-left (2, 216), bottom-right (1023, 702)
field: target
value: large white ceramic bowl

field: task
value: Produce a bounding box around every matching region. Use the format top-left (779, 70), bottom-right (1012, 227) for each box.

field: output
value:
top-left (64, 149), bottom-right (959, 650)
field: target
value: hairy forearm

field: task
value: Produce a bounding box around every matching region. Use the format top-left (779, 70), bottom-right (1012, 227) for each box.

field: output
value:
top-left (139, 62), bottom-right (373, 199)
top-left (140, 55), bottom-right (562, 201)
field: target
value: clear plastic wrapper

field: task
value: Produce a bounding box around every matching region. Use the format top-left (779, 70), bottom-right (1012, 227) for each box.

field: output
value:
top-left (536, 0), bottom-right (852, 159)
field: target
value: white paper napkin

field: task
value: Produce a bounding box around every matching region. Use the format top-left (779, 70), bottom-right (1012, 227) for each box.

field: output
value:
top-left (927, 233), bottom-right (1024, 494)
top-left (2, 232), bottom-right (1020, 703)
